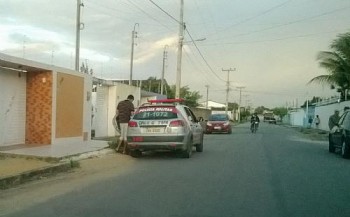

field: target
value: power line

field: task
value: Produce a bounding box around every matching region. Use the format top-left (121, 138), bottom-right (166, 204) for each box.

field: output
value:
top-left (147, 0), bottom-right (227, 83)
top-left (84, 0), bottom-right (175, 30)
top-left (185, 28), bottom-right (225, 82)
top-left (201, 29), bottom-right (349, 46)
top-left (214, 0), bottom-right (293, 35)
top-left (182, 46), bottom-right (217, 86)
top-left (217, 5), bottom-right (350, 41)
top-left (125, 0), bottom-right (175, 31)
top-left (149, 0), bottom-right (180, 24)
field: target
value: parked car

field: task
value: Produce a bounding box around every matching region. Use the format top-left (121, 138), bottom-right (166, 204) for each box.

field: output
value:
top-left (127, 99), bottom-right (204, 158)
top-left (205, 114), bottom-right (232, 134)
top-left (263, 114), bottom-right (277, 124)
top-left (268, 117), bottom-right (277, 124)
top-left (329, 110), bottom-right (350, 158)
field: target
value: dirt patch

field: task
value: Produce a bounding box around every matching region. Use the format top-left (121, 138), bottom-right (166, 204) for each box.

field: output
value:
top-left (295, 127), bottom-right (328, 141)
top-left (0, 157), bottom-right (53, 178)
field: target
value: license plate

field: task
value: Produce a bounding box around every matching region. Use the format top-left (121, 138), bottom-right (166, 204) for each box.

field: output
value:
top-left (145, 127), bottom-right (164, 133)
top-left (214, 126), bottom-right (221, 130)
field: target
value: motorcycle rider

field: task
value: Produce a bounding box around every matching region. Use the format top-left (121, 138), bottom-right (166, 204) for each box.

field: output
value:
top-left (250, 112), bottom-right (260, 131)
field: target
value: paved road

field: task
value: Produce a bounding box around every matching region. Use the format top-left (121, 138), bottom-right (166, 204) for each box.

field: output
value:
top-left (2, 123), bottom-right (350, 217)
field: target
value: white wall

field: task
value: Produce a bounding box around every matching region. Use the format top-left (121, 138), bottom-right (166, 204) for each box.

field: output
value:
top-left (92, 83), bottom-right (140, 138)
top-left (287, 101), bottom-right (350, 131)
top-left (92, 85), bottom-right (109, 137)
top-left (0, 69), bottom-right (26, 146)
top-left (314, 101), bottom-right (350, 131)
top-left (107, 84), bottom-right (140, 137)
top-left (83, 74), bottom-right (93, 140)
top-left (289, 109), bottom-right (305, 126)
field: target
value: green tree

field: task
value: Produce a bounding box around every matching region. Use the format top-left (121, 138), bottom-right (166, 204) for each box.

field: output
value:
top-left (167, 85), bottom-right (202, 107)
top-left (309, 32), bottom-right (350, 101)
top-left (301, 96), bottom-right (322, 107)
top-left (228, 102), bottom-right (239, 111)
top-left (140, 77), bottom-right (202, 107)
top-left (273, 107), bottom-right (288, 120)
top-left (240, 107), bottom-right (251, 121)
top-left (141, 77), bottom-right (162, 93)
top-left (255, 106), bottom-right (269, 114)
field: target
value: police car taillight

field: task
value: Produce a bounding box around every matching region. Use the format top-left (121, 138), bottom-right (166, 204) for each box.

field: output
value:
top-left (169, 120), bottom-right (184, 127)
top-left (128, 121), bottom-right (138, 127)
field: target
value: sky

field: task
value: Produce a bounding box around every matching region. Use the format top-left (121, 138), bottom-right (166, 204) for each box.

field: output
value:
top-left (0, 0), bottom-right (349, 108)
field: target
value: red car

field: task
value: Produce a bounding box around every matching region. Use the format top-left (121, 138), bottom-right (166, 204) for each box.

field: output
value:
top-left (205, 114), bottom-right (232, 134)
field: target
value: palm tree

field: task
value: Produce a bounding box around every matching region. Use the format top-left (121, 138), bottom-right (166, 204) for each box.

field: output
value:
top-left (309, 32), bottom-right (350, 100)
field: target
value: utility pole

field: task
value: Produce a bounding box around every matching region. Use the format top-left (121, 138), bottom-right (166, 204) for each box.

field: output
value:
top-left (237, 86), bottom-right (245, 122)
top-left (175, 0), bottom-right (184, 99)
top-left (161, 45), bottom-right (168, 95)
top-left (75, 0), bottom-right (84, 71)
top-left (129, 23), bottom-right (139, 85)
top-left (205, 85), bottom-right (209, 109)
top-left (222, 68), bottom-right (235, 114)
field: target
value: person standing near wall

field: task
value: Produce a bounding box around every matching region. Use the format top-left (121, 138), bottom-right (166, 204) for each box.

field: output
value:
top-left (115, 95), bottom-right (135, 154)
top-left (328, 110), bottom-right (340, 131)
top-left (314, 115), bottom-right (320, 129)
top-left (308, 116), bottom-right (313, 129)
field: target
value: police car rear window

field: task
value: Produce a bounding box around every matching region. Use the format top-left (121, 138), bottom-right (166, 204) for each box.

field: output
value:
top-left (133, 106), bottom-right (178, 120)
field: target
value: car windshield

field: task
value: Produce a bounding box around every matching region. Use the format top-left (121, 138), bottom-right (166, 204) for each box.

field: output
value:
top-left (133, 106), bottom-right (178, 120)
top-left (208, 114), bottom-right (228, 121)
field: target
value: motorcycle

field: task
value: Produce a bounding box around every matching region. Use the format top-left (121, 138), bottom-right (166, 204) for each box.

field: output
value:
top-left (251, 121), bottom-right (259, 133)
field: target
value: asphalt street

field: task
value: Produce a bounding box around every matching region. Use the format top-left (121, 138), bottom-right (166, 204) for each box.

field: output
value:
top-left (2, 123), bottom-right (350, 217)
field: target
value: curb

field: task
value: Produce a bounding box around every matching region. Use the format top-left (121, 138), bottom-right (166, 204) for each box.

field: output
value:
top-left (0, 148), bottom-right (115, 190)
top-left (0, 162), bottom-right (72, 190)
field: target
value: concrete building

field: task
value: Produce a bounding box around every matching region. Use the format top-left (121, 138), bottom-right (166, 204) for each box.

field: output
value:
top-left (0, 53), bottom-right (92, 147)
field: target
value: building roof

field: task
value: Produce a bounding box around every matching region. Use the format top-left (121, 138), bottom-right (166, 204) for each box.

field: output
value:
top-left (198, 100), bottom-right (226, 108)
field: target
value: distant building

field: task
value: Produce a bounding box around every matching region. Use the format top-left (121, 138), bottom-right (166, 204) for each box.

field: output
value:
top-left (198, 100), bottom-right (226, 109)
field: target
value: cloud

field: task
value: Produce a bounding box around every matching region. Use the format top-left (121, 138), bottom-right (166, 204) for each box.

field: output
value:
top-left (133, 35), bottom-right (177, 64)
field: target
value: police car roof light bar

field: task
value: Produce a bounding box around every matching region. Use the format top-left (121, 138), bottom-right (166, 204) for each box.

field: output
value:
top-left (148, 98), bottom-right (184, 104)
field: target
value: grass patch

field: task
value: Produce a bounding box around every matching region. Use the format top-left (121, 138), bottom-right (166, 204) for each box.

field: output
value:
top-left (107, 137), bottom-right (120, 149)
top-left (69, 159), bottom-right (80, 168)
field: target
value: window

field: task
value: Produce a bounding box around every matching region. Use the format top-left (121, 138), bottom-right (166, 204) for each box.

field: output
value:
top-left (184, 107), bottom-right (198, 122)
top-left (208, 114), bottom-right (229, 121)
top-left (133, 106), bottom-right (178, 120)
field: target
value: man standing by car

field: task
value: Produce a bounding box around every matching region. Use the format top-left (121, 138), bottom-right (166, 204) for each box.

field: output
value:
top-left (328, 110), bottom-right (340, 131)
top-left (116, 95), bottom-right (135, 154)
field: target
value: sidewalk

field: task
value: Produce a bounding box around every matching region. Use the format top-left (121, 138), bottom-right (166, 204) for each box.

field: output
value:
top-left (0, 139), bottom-right (113, 190)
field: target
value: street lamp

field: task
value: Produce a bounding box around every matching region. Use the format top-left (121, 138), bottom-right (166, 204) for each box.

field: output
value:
top-left (129, 23), bottom-right (139, 86)
top-left (183, 38), bottom-right (206, 43)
